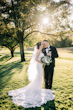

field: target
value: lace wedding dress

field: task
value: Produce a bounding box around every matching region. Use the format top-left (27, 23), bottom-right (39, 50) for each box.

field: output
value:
top-left (8, 48), bottom-right (55, 108)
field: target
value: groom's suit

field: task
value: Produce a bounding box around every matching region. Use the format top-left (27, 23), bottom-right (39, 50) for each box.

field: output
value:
top-left (44, 46), bottom-right (58, 89)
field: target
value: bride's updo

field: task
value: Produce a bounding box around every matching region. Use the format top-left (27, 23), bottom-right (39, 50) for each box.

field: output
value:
top-left (36, 42), bottom-right (41, 49)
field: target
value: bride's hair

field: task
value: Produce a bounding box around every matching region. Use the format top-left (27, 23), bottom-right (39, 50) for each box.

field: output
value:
top-left (36, 42), bottom-right (41, 49)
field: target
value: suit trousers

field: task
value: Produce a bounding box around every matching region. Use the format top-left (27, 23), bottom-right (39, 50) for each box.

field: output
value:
top-left (44, 67), bottom-right (54, 89)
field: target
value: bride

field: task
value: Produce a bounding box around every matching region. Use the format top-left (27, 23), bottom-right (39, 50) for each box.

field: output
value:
top-left (8, 42), bottom-right (55, 108)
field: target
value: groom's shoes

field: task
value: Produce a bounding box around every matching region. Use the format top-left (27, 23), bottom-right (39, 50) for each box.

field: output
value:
top-left (48, 85), bottom-right (52, 89)
top-left (45, 80), bottom-right (52, 89)
top-left (45, 84), bottom-right (52, 89)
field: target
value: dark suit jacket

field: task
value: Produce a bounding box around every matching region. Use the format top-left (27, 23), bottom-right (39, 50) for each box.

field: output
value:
top-left (43, 46), bottom-right (58, 69)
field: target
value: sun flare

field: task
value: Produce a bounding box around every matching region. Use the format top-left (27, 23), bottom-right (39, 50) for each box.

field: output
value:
top-left (43, 17), bottom-right (49, 24)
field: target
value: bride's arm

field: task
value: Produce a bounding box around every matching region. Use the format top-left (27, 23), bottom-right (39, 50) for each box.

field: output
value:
top-left (35, 50), bottom-right (45, 65)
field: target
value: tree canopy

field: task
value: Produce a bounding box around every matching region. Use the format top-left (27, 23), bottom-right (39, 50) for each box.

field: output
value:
top-left (0, 0), bottom-right (73, 61)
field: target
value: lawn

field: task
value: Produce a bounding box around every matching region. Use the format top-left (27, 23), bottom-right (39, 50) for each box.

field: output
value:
top-left (0, 47), bottom-right (73, 110)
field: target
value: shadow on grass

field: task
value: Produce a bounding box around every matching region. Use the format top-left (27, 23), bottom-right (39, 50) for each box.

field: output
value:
top-left (17, 100), bottom-right (56, 110)
top-left (0, 60), bottom-right (24, 90)
top-left (9, 100), bottom-right (56, 110)
top-left (14, 52), bottom-right (32, 55)
top-left (0, 55), bottom-right (56, 110)
top-left (42, 100), bottom-right (56, 110)
top-left (0, 55), bottom-right (11, 62)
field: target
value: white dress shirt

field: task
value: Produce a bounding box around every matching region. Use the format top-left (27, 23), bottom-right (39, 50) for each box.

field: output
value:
top-left (46, 45), bottom-right (52, 58)
top-left (46, 45), bottom-right (50, 53)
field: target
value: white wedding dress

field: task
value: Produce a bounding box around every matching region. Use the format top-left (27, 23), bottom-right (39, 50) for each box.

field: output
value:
top-left (8, 47), bottom-right (55, 108)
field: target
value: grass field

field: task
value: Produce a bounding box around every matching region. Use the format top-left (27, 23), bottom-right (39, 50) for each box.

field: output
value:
top-left (0, 47), bottom-right (73, 110)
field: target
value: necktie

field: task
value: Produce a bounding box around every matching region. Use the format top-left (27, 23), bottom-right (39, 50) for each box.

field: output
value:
top-left (44, 47), bottom-right (48, 49)
top-left (44, 48), bottom-right (47, 55)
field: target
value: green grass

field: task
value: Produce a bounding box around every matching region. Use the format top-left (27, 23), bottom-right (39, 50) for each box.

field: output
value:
top-left (53, 59), bottom-right (73, 110)
top-left (0, 47), bottom-right (73, 110)
top-left (58, 51), bottom-right (73, 61)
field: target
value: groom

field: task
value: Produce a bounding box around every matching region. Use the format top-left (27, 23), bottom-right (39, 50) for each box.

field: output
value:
top-left (43, 40), bottom-right (58, 89)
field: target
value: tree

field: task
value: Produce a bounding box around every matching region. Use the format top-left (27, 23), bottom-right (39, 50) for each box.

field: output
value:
top-left (0, 26), bottom-right (18, 58)
top-left (0, 0), bottom-right (72, 61)
top-left (0, 35), bottom-right (18, 58)
top-left (45, 1), bottom-right (73, 47)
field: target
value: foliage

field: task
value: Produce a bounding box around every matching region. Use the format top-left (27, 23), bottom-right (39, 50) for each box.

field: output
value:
top-left (0, 0), bottom-right (72, 61)
top-left (24, 33), bottom-right (48, 47)
top-left (48, 36), bottom-right (72, 48)
top-left (24, 32), bottom-right (72, 48)
top-left (0, 25), bottom-right (18, 57)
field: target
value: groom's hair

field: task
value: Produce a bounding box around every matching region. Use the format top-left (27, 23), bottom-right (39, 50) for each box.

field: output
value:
top-left (43, 40), bottom-right (48, 43)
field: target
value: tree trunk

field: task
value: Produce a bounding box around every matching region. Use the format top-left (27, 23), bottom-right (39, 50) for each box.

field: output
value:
top-left (11, 50), bottom-right (14, 58)
top-left (20, 41), bottom-right (25, 62)
top-left (18, 30), bottom-right (25, 62)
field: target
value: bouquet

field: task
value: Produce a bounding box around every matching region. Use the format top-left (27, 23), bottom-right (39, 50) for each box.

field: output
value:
top-left (41, 56), bottom-right (52, 68)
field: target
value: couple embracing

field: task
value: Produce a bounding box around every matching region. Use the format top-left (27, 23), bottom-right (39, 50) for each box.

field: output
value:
top-left (8, 40), bottom-right (58, 108)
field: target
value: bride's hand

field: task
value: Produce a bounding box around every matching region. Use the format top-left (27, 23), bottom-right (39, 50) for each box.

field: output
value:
top-left (42, 63), bottom-right (45, 65)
